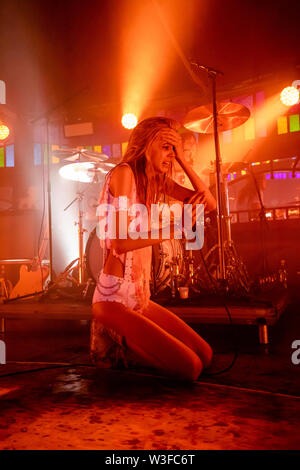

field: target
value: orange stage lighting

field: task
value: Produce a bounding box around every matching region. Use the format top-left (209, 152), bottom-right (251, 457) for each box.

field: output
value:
top-left (121, 113), bottom-right (138, 129)
top-left (0, 123), bottom-right (9, 141)
top-left (280, 86), bottom-right (299, 106)
top-left (120, 1), bottom-right (193, 122)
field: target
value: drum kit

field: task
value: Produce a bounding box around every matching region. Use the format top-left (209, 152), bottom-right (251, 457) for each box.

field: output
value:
top-left (46, 148), bottom-right (119, 292)
top-left (48, 83), bottom-right (252, 300)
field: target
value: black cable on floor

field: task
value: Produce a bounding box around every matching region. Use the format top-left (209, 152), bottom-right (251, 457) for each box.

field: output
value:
top-left (1, 361), bottom-right (300, 400)
top-left (198, 249), bottom-right (239, 377)
top-left (0, 362), bottom-right (95, 378)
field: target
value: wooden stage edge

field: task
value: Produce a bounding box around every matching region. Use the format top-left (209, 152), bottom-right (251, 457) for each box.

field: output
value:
top-left (0, 291), bottom-right (290, 344)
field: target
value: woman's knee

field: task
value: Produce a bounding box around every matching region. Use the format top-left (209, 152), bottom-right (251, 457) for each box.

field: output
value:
top-left (202, 344), bottom-right (213, 369)
top-left (189, 354), bottom-right (203, 381)
top-left (176, 353), bottom-right (203, 382)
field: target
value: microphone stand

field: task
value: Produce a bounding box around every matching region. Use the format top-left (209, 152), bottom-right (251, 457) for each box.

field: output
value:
top-left (30, 86), bottom-right (89, 285)
top-left (188, 62), bottom-right (227, 282)
top-left (206, 67), bottom-right (226, 282)
top-left (45, 117), bottom-right (54, 283)
top-left (189, 61), bottom-right (251, 295)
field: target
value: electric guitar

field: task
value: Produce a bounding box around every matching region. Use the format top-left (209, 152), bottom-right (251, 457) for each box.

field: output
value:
top-left (10, 226), bottom-right (49, 299)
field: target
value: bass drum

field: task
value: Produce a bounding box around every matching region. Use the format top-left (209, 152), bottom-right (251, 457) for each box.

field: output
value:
top-left (85, 229), bottom-right (185, 292)
top-left (85, 228), bottom-right (104, 283)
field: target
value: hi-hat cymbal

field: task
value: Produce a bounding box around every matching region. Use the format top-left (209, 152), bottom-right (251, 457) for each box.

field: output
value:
top-left (52, 148), bottom-right (110, 163)
top-left (59, 161), bottom-right (115, 183)
top-left (183, 102), bottom-right (250, 134)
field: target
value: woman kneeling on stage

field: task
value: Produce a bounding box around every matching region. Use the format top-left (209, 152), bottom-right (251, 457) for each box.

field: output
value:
top-left (91, 117), bottom-right (216, 381)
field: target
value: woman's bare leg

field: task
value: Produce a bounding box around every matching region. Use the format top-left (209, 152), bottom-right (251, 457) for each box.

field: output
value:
top-left (92, 301), bottom-right (203, 381)
top-left (142, 300), bottom-right (213, 368)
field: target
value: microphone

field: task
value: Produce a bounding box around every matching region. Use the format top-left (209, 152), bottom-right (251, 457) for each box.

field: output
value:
top-left (190, 61), bottom-right (224, 76)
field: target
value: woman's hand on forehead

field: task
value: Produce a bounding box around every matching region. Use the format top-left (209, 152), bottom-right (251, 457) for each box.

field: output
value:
top-left (158, 128), bottom-right (182, 146)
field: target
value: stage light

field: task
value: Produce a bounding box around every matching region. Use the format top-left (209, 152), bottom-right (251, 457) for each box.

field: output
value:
top-left (122, 113), bottom-right (138, 129)
top-left (280, 86), bottom-right (299, 106)
top-left (0, 124), bottom-right (9, 141)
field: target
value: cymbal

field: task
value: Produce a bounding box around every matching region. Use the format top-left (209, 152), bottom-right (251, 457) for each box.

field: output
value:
top-left (183, 102), bottom-right (250, 134)
top-left (59, 161), bottom-right (115, 183)
top-left (52, 148), bottom-right (110, 163)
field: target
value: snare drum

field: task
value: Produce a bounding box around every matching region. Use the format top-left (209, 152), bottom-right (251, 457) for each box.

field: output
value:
top-left (85, 228), bottom-right (104, 282)
top-left (151, 239), bottom-right (185, 293)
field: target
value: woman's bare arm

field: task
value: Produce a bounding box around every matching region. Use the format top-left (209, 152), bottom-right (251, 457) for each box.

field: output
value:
top-left (108, 165), bottom-right (180, 254)
top-left (159, 128), bottom-right (216, 211)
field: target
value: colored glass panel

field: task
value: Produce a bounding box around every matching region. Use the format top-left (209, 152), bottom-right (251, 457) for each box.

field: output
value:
top-left (34, 143), bottom-right (42, 165)
top-left (274, 172), bottom-right (287, 179)
top-left (5, 144), bottom-right (14, 167)
top-left (122, 142), bottom-right (128, 155)
top-left (102, 145), bottom-right (111, 157)
top-left (233, 95), bottom-right (254, 110)
top-left (289, 114), bottom-right (300, 132)
top-left (255, 91), bottom-right (267, 137)
top-left (255, 91), bottom-right (265, 107)
top-left (112, 143), bottom-right (121, 159)
top-left (94, 145), bottom-right (102, 153)
top-left (51, 144), bottom-right (60, 164)
top-left (277, 116), bottom-right (288, 134)
top-left (44, 144), bottom-right (48, 163)
top-left (0, 147), bottom-right (4, 167)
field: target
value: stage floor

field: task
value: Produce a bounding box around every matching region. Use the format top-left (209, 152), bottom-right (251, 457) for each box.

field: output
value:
top-left (0, 291), bottom-right (299, 450)
top-left (0, 289), bottom-right (290, 346)
top-left (1, 365), bottom-right (300, 450)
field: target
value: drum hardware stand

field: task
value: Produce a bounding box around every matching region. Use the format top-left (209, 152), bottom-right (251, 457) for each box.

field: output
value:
top-left (186, 250), bottom-right (199, 290)
top-left (168, 261), bottom-right (177, 298)
top-left (190, 63), bottom-right (251, 294)
top-left (151, 251), bottom-right (169, 296)
top-left (186, 63), bottom-right (228, 284)
top-left (151, 253), bottom-right (184, 298)
top-left (169, 255), bottom-right (186, 298)
top-left (41, 191), bottom-right (88, 297)
top-left (63, 191), bottom-right (87, 286)
top-left (209, 68), bottom-right (230, 284)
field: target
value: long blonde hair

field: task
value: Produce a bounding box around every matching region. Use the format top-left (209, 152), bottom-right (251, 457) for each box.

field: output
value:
top-left (121, 117), bottom-right (180, 207)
